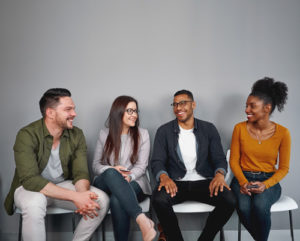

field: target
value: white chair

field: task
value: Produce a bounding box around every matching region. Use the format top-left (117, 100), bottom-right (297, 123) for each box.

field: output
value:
top-left (173, 201), bottom-right (225, 240)
top-left (16, 206), bottom-right (76, 241)
top-left (172, 150), bottom-right (232, 241)
top-left (237, 195), bottom-right (298, 241)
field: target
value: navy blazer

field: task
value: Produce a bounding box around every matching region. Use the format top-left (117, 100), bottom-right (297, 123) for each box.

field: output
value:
top-left (151, 118), bottom-right (227, 181)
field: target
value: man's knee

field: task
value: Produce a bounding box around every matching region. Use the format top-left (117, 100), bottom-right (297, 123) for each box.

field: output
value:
top-left (220, 189), bottom-right (237, 209)
top-left (90, 186), bottom-right (110, 212)
top-left (151, 188), bottom-right (171, 209)
top-left (20, 193), bottom-right (47, 218)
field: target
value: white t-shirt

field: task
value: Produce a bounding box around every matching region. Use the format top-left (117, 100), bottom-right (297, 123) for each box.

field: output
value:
top-left (178, 126), bottom-right (205, 181)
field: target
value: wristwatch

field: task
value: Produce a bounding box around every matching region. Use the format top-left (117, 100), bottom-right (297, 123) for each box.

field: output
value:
top-left (216, 170), bottom-right (225, 176)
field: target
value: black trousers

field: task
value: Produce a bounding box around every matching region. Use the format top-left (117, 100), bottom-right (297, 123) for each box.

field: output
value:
top-left (152, 179), bottom-right (236, 241)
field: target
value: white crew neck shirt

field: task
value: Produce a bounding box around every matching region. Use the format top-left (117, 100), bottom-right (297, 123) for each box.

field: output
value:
top-left (178, 126), bottom-right (205, 181)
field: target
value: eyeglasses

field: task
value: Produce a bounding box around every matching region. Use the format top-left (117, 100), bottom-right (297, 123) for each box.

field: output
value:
top-left (125, 108), bottom-right (139, 115)
top-left (171, 100), bottom-right (193, 108)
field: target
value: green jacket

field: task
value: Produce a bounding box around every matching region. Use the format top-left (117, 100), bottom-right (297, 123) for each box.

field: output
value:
top-left (4, 119), bottom-right (90, 215)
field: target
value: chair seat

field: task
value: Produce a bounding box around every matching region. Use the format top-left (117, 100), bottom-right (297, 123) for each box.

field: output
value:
top-left (15, 206), bottom-right (75, 215)
top-left (173, 201), bottom-right (215, 213)
top-left (271, 195), bottom-right (298, 212)
top-left (139, 197), bottom-right (151, 212)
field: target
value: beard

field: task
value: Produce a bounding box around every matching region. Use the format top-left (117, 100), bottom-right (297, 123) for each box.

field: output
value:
top-left (176, 112), bottom-right (193, 123)
top-left (56, 116), bottom-right (74, 129)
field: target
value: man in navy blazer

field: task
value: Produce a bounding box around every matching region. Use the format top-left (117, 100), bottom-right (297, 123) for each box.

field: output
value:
top-left (151, 90), bottom-right (236, 241)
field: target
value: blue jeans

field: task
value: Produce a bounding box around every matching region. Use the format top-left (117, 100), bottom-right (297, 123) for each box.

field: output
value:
top-left (231, 172), bottom-right (281, 241)
top-left (93, 168), bottom-right (146, 241)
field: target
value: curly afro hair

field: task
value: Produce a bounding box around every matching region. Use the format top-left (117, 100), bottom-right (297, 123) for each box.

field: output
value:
top-left (250, 77), bottom-right (288, 114)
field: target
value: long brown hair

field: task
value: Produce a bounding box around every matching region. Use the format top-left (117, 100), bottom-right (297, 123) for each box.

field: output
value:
top-left (101, 96), bottom-right (140, 165)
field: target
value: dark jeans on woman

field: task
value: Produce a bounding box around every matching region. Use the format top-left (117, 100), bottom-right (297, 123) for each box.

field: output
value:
top-left (231, 171), bottom-right (281, 241)
top-left (152, 179), bottom-right (236, 241)
top-left (93, 168), bottom-right (146, 241)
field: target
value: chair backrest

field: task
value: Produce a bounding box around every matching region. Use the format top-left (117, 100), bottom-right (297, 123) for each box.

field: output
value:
top-left (225, 149), bottom-right (234, 184)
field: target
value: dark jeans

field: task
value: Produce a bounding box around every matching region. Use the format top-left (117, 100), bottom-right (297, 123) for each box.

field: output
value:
top-left (152, 179), bottom-right (236, 241)
top-left (93, 168), bottom-right (146, 241)
top-left (231, 172), bottom-right (281, 241)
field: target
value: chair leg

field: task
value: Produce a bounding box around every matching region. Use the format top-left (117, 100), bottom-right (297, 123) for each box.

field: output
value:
top-left (102, 217), bottom-right (106, 241)
top-left (289, 210), bottom-right (294, 241)
top-left (18, 215), bottom-right (22, 241)
top-left (238, 218), bottom-right (241, 241)
top-left (72, 213), bottom-right (76, 233)
top-left (148, 200), bottom-right (153, 220)
top-left (220, 227), bottom-right (225, 241)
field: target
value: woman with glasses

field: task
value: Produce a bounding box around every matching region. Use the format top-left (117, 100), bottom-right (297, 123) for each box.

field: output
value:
top-left (93, 95), bottom-right (156, 241)
top-left (229, 78), bottom-right (291, 241)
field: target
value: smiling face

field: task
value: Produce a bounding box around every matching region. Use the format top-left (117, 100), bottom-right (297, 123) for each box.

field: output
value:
top-left (122, 101), bottom-right (138, 131)
top-left (50, 96), bottom-right (76, 129)
top-left (173, 94), bottom-right (195, 123)
top-left (245, 95), bottom-right (271, 123)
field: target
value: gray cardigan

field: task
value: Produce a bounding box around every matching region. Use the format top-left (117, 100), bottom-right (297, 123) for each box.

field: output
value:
top-left (92, 127), bottom-right (152, 195)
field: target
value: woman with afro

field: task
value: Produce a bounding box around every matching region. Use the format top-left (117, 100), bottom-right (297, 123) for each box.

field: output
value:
top-left (229, 77), bottom-right (291, 241)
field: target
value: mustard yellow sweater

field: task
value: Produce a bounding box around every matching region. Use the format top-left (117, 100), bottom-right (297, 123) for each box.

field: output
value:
top-left (229, 121), bottom-right (291, 189)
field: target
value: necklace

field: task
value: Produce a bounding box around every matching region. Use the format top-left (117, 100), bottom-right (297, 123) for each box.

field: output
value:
top-left (255, 133), bottom-right (262, 144)
top-left (247, 123), bottom-right (276, 145)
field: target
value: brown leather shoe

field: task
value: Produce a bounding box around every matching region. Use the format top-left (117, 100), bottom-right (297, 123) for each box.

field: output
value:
top-left (157, 223), bottom-right (167, 241)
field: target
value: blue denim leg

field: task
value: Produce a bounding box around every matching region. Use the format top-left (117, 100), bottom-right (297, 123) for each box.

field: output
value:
top-left (110, 181), bottom-right (145, 241)
top-left (252, 182), bottom-right (281, 241)
top-left (93, 168), bottom-right (144, 241)
top-left (231, 178), bottom-right (256, 240)
top-left (231, 172), bottom-right (281, 241)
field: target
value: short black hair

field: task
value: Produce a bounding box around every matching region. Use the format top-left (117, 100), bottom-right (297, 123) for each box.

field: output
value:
top-left (174, 89), bottom-right (194, 101)
top-left (250, 77), bottom-right (288, 113)
top-left (39, 88), bottom-right (71, 117)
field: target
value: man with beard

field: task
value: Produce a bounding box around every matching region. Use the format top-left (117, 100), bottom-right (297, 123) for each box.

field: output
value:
top-left (151, 90), bottom-right (236, 241)
top-left (4, 88), bottom-right (109, 241)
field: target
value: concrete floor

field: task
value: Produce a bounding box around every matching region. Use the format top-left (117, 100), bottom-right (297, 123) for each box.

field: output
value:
top-left (1, 230), bottom-right (298, 241)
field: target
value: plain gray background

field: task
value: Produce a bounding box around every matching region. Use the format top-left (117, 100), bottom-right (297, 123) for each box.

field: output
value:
top-left (1, 0), bottom-right (299, 239)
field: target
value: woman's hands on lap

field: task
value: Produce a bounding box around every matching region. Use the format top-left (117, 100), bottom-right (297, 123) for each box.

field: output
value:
top-left (240, 181), bottom-right (266, 195)
top-left (113, 165), bottom-right (132, 182)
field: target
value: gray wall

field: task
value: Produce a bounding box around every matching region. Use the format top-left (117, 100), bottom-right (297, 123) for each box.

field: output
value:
top-left (1, 0), bottom-right (300, 237)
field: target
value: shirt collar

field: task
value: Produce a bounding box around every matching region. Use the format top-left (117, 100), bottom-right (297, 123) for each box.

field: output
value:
top-left (41, 118), bottom-right (70, 138)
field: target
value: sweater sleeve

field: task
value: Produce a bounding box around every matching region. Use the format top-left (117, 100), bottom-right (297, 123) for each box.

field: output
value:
top-left (129, 129), bottom-right (150, 181)
top-left (263, 128), bottom-right (291, 188)
top-left (229, 124), bottom-right (248, 186)
top-left (151, 126), bottom-right (169, 181)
